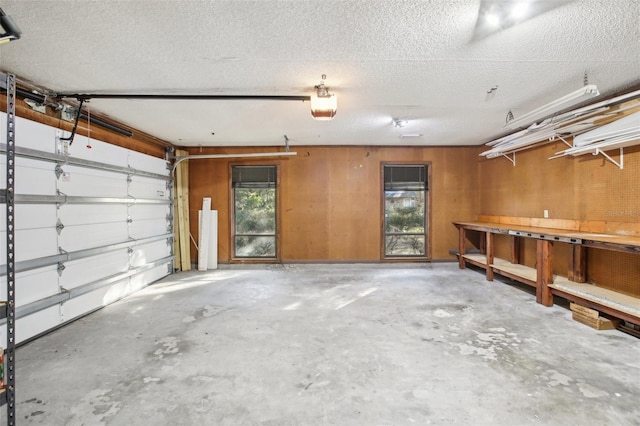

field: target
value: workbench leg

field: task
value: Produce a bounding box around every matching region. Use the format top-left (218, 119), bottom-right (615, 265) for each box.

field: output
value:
top-left (510, 235), bottom-right (521, 264)
top-left (486, 232), bottom-right (494, 281)
top-left (568, 244), bottom-right (587, 283)
top-left (536, 240), bottom-right (554, 307)
top-left (458, 227), bottom-right (466, 269)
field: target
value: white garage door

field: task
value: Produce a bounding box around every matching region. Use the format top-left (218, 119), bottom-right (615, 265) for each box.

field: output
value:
top-left (0, 111), bottom-right (173, 344)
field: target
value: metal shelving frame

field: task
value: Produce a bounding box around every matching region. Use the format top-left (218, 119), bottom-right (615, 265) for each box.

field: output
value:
top-left (2, 71), bottom-right (17, 424)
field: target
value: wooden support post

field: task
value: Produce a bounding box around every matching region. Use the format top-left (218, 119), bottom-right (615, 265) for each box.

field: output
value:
top-left (479, 232), bottom-right (486, 255)
top-left (510, 235), bottom-right (521, 264)
top-left (458, 226), bottom-right (466, 269)
top-left (568, 244), bottom-right (587, 283)
top-left (536, 239), bottom-right (554, 306)
top-left (486, 232), bottom-right (494, 281)
top-left (175, 149), bottom-right (191, 271)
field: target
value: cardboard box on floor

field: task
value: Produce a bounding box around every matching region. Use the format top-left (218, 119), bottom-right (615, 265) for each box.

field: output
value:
top-left (570, 303), bottom-right (621, 330)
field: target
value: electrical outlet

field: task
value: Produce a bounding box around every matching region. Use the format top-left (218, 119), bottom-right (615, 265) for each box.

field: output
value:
top-left (543, 209), bottom-right (549, 218)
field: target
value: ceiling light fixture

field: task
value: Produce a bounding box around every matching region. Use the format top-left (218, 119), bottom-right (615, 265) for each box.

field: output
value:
top-left (505, 84), bottom-right (600, 129)
top-left (0, 7), bottom-right (21, 44)
top-left (485, 11), bottom-right (501, 26)
top-left (310, 74), bottom-right (337, 120)
top-left (510, 2), bottom-right (530, 19)
top-left (483, 1), bottom-right (531, 27)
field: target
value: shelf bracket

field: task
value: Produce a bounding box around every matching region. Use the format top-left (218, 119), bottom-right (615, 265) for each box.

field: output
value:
top-left (554, 135), bottom-right (572, 148)
top-left (501, 152), bottom-right (516, 166)
top-left (594, 147), bottom-right (624, 170)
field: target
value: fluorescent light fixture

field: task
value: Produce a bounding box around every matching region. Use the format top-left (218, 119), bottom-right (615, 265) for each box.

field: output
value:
top-left (310, 74), bottom-right (337, 120)
top-left (572, 111), bottom-right (640, 147)
top-left (481, 127), bottom-right (558, 158)
top-left (400, 133), bottom-right (423, 138)
top-left (505, 84), bottom-right (600, 129)
top-left (485, 128), bottom-right (528, 147)
top-left (562, 135), bottom-right (640, 156)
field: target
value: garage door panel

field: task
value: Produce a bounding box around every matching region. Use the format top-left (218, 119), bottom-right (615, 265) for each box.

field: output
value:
top-left (129, 204), bottom-right (169, 221)
top-left (0, 265), bottom-right (59, 306)
top-left (65, 135), bottom-right (130, 167)
top-left (9, 306), bottom-right (62, 344)
top-left (0, 112), bottom-right (172, 345)
top-left (131, 240), bottom-right (172, 267)
top-left (128, 176), bottom-right (170, 199)
top-left (15, 115), bottom-right (58, 153)
top-left (57, 166), bottom-right (128, 197)
top-left (59, 222), bottom-right (129, 252)
top-left (0, 228), bottom-right (59, 262)
top-left (129, 219), bottom-right (169, 239)
top-left (128, 150), bottom-right (169, 175)
top-left (60, 250), bottom-right (130, 290)
top-left (0, 204), bottom-right (57, 230)
top-left (61, 278), bottom-right (131, 322)
top-left (58, 204), bottom-right (127, 226)
top-left (0, 307), bottom-right (63, 345)
top-left (131, 263), bottom-right (171, 292)
top-left (0, 156), bottom-right (58, 194)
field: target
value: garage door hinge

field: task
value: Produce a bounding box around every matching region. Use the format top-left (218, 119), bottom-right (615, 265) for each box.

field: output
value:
top-left (55, 165), bottom-right (64, 180)
top-left (56, 219), bottom-right (65, 235)
top-left (166, 213), bottom-right (173, 222)
top-left (127, 216), bottom-right (133, 224)
top-left (128, 247), bottom-right (134, 255)
top-left (57, 262), bottom-right (66, 276)
top-left (127, 175), bottom-right (133, 184)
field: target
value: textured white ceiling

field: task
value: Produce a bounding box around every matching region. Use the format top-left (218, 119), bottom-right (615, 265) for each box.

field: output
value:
top-left (0, 0), bottom-right (639, 147)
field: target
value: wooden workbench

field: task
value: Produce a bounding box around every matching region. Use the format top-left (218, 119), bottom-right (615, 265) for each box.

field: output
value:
top-left (453, 220), bottom-right (640, 325)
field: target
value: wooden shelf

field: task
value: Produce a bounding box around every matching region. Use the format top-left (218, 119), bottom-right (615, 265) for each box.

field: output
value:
top-left (463, 254), bottom-right (537, 286)
top-left (550, 279), bottom-right (640, 323)
top-left (454, 219), bottom-right (640, 324)
top-left (461, 253), bottom-right (487, 267)
top-left (461, 254), bottom-right (537, 287)
top-left (491, 258), bottom-right (537, 286)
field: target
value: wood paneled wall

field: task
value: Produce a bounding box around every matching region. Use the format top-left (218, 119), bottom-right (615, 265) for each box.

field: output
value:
top-left (187, 146), bottom-right (480, 263)
top-left (479, 142), bottom-right (640, 296)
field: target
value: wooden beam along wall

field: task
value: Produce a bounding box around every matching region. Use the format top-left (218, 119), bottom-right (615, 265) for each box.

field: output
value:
top-left (175, 149), bottom-right (191, 271)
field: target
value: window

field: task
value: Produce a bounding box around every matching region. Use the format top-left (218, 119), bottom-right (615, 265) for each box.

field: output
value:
top-left (383, 164), bottom-right (428, 258)
top-left (232, 165), bottom-right (277, 258)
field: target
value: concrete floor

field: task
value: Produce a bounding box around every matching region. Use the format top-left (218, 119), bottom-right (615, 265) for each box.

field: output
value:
top-left (6, 263), bottom-right (640, 425)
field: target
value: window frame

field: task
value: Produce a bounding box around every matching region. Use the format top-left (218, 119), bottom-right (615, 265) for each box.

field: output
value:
top-left (380, 162), bottom-right (432, 261)
top-left (230, 163), bottom-right (281, 263)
